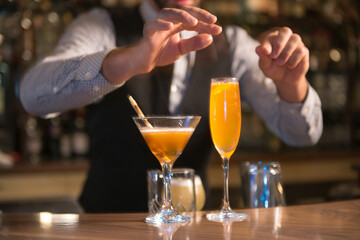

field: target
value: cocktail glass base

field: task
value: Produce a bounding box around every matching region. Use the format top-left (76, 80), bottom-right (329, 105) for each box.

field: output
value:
top-left (206, 210), bottom-right (247, 222)
top-left (146, 208), bottom-right (191, 224)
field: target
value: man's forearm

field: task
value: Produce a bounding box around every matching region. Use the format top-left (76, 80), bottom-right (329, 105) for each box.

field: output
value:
top-left (100, 42), bottom-right (152, 85)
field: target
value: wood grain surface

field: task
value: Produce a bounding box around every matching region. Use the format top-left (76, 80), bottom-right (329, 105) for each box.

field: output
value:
top-left (1, 199), bottom-right (359, 239)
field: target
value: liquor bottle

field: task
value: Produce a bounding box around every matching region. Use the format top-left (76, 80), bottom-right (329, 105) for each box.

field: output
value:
top-left (24, 116), bottom-right (43, 164)
top-left (71, 108), bottom-right (89, 159)
top-left (59, 111), bottom-right (73, 159)
top-left (46, 116), bottom-right (63, 161)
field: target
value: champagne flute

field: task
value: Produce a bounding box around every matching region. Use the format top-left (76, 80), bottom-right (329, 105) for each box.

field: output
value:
top-left (206, 77), bottom-right (247, 222)
top-left (133, 115), bottom-right (201, 224)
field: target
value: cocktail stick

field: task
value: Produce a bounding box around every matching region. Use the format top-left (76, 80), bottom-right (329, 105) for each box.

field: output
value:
top-left (127, 94), bottom-right (153, 128)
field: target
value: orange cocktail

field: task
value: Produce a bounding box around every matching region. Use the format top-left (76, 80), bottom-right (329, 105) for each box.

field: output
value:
top-left (140, 127), bottom-right (195, 165)
top-left (209, 81), bottom-right (241, 159)
top-left (207, 77), bottom-right (246, 222)
top-left (133, 115), bottom-right (201, 224)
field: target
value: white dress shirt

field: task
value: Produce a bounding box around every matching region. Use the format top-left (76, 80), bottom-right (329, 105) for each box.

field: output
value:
top-left (20, 1), bottom-right (323, 146)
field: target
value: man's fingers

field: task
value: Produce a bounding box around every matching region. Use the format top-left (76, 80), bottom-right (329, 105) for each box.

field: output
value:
top-left (287, 46), bottom-right (309, 69)
top-left (148, 7), bottom-right (222, 37)
top-left (267, 27), bottom-right (292, 59)
top-left (157, 6), bottom-right (218, 29)
top-left (143, 19), bottom-right (173, 36)
top-left (256, 42), bottom-right (272, 56)
top-left (181, 6), bottom-right (217, 24)
top-left (179, 34), bottom-right (213, 55)
top-left (158, 8), bottom-right (198, 26)
top-left (255, 45), bottom-right (272, 71)
top-left (182, 21), bottom-right (222, 35)
top-left (276, 34), bottom-right (302, 66)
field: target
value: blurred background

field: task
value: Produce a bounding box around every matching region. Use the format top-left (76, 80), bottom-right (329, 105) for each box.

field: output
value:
top-left (0, 0), bottom-right (359, 213)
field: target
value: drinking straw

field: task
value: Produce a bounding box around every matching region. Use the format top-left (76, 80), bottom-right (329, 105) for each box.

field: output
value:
top-left (127, 94), bottom-right (153, 128)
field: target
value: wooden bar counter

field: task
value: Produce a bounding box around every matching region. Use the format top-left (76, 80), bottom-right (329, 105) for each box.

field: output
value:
top-left (1, 199), bottom-right (359, 239)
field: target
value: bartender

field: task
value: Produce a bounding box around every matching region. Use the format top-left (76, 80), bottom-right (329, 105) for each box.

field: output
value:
top-left (19, 0), bottom-right (322, 212)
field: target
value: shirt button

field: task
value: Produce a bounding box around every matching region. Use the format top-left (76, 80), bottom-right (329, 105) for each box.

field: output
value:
top-left (53, 87), bottom-right (58, 93)
top-left (171, 85), bottom-right (178, 92)
top-left (85, 72), bottom-right (92, 79)
top-left (302, 107), bottom-right (309, 115)
top-left (93, 86), bottom-right (100, 92)
top-left (308, 126), bottom-right (314, 135)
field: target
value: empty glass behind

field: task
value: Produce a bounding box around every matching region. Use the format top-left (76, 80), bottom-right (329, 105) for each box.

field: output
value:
top-left (240, 161), bottom-right (286, 208)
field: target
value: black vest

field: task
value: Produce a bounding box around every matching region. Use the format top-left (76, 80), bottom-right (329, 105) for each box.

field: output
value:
top-left (79, 6), bottom-right (232, 213)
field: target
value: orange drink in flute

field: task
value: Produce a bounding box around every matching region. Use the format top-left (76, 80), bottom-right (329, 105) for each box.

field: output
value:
top-left (206, 77), bottom-right (247, 222)
top-left (210, 80), bottom-right (241, 159)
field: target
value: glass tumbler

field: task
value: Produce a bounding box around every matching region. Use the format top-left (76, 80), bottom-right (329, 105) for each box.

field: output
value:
top-left (147, 168), bottom-right (196, 213)
top-left (240, 161), bottom-right (286, 208)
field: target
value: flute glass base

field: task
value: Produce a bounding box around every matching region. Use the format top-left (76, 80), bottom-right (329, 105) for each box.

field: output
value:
top-left (206, 210), bottom-right (247, 222)
top-left (145, 208), bottom-right (190, 224)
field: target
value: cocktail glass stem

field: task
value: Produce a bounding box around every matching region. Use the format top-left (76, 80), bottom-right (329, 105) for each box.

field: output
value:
top-left (221, 157), bottom-right (231, 212)
top-left (162, 163), bottom-right (173, 210)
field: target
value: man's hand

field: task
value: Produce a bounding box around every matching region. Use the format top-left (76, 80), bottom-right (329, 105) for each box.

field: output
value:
top-left (140, 6), bottom-right (222, 69)
top-left (101, 6), bottom-right (222, 85)
top-left (255, 27), bottom-right (309, 103)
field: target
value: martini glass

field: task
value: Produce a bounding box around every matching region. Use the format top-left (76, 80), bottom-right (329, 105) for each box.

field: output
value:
top-left (206, 77), bottom-right (247, 222)
top-left (133, 115), bottom-right (201, 224)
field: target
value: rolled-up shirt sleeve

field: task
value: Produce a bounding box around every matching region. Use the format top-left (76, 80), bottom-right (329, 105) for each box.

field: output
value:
top-left (225, 25), bottom-right (323, 146)
top-left (20, 8), bottom-right (120, 118)
top-left (276, 85), bottom-right (323, 146)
